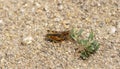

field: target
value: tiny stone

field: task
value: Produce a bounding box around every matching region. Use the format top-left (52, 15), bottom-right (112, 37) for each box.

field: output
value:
top-left (44, 3), bottom-right (49, 12)
top-left (108, 26), bottom-right (117, 34)
top-left (1, 58), bottom-right (6, 63)
top-left (58, 5), bottom-right (63, 10)
top-left (24, 3), bottom-right (28, 7)
top-left (54, 17), bottom-right (60, 22)
top-left (22, 36), bottom-right (33, 45)
top-left (20, 8), bottom-right (25, 13)
top-left (97, 3), bottom-right (101, 6)
top-left (99, 22), bottom-right (104, 27)
top-left (3, 6), bottom-right (9, 10)
top-left (0, 19), bottom-right (3, 24)
top-left (117, 22), bottom-right (120, 28)
top-left (35, 2), bottom-right (41, 7)
top-left (32, 7), bottom-right (35, 13)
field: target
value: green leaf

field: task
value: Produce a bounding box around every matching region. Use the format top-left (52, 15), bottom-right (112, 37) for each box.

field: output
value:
top-left (78, 39), bottom-right (88, 46)
top-left (88, 31), bottom-right (94, 41)
top-left (92, 40), bottom-right (100, 51)
top-left (86, 40), bottom-right (100, 53)
top-left (77, 29), bottom-right (83, 36)
top-left (80, 50), bottom-right (90, 60)
top-left (70, 28), bottom-right (100, 60)
top-left (70, 28), bottom-right (76, 40)
top-left (86, 45), bottom-right (94, 53)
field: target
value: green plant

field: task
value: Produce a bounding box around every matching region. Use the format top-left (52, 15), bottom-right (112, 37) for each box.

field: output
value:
top-left (70, 29), bottom-right (100, 60)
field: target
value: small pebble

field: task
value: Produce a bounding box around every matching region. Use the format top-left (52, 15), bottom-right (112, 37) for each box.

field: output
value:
top-left (117, 22), bottom-right (120, 28)
top-left (58, 4), bottom-right (63, 10)
top-left (54, 17), bottom-right (61, 22)
top-left (108, 26), bottom-right (117, 34)
top-left (97, 3), bottom-right (101, 7)
top-left (0, 19), bottom-right (3, 24)
top-left (20, 8), bottom-right (25, 13)
top-left (32, 7), bottom-right (35, 13)
top-left (44, 3), bottom-right (49, 12)
top-left (35, 2), bottom-right (41, 7)
top-left (22, 36), bottom-right (33, 45)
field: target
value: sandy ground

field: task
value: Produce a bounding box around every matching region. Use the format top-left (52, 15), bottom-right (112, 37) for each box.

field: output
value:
top-left (0, 0), bottom-right (120, 69)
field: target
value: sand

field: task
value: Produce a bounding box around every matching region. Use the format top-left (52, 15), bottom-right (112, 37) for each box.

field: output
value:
top-left (0, 0), bottom-right (120, 69)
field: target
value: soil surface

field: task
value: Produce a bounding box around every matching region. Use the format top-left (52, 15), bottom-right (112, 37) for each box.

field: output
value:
top-left (0, 0), bottom-right (120, 69)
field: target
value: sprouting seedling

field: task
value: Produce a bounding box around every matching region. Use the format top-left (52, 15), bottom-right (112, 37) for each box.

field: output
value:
top-left (70, 28), bottom-right (83, 41)
top-left (70, 29), bottom-right (100, 60)
top-left (70, 28), bottom-right (77, 41)
top-left (77, 29), bottom-right (84, 37)
top-left (80, 40), bottom-right (100, 60)
top-left (88, 31), bottom-right (94, 41)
